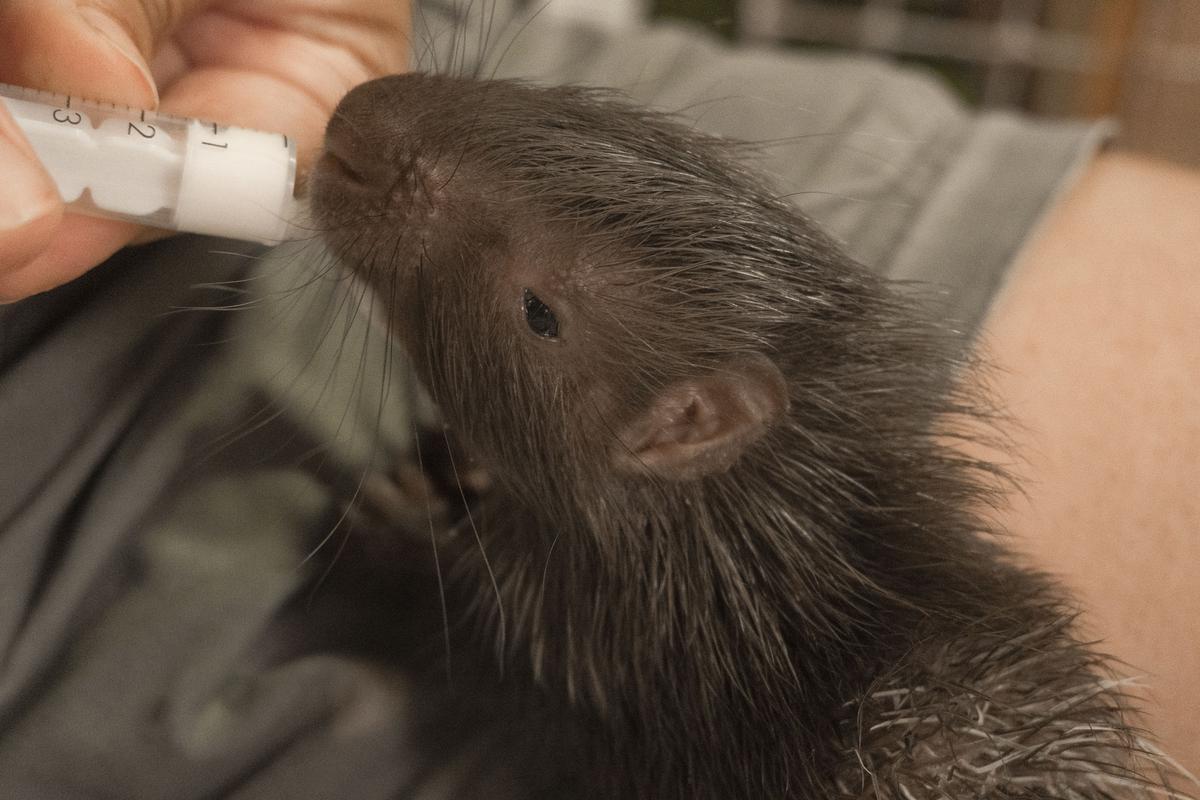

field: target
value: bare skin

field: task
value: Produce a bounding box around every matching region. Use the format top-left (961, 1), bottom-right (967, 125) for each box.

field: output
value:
top-left (973, 151), bottom-right (1200, 775)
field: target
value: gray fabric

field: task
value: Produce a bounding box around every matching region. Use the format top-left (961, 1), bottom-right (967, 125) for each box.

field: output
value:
top-left (1, 5), bottom-right (1108, 798)
top-left (1, 238), bottom-right (420, 798)
top-left (472, 10), bottom-right (1111, 332)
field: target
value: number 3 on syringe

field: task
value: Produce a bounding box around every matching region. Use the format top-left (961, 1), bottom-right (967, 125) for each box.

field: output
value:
top-left (52, 108), bottom-right (82, 125)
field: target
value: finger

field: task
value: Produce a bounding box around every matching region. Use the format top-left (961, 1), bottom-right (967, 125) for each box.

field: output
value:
top-left (156, 2), bottom-right (411, 179)
top-left (168, 1), bottom-right (412, 83)
top-left (0, 0), bottom-right (168, 108)
top-left (0, 0), bottom-right (185, 290)
top-left (0, 103), bottom-right (65, 300)
top-left (0, 215), bottom-right (139, 303)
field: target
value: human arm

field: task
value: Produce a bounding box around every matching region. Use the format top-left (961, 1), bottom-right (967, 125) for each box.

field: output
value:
top-left (971, 151), bottom-right (1200, 774)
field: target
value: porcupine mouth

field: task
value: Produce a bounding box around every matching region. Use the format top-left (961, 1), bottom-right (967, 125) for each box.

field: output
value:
top-left (310, 116), bottom-right (398, 258)
top-left (314, 114), bottom-right (378, 195)
top-left (317, 147), bottom-right (369, 187)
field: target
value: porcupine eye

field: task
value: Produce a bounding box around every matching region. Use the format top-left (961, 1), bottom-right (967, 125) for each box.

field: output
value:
top-left (522, 289), bottom-right (559, 338)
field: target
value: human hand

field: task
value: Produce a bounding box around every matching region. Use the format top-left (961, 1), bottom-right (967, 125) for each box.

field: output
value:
top-left (0, 0), bottom-right (410, 302)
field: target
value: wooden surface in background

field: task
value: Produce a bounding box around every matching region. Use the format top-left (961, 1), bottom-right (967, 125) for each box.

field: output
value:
top-left (1119, 1), bottom-right (1200, 167)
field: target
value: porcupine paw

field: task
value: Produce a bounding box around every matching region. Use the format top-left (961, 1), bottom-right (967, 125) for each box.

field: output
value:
top-left (356, 463), bottom-right (453, 543)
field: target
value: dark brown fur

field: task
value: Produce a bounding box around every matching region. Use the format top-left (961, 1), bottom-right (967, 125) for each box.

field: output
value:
top-left (311, 74), bottom-right (1190, 798)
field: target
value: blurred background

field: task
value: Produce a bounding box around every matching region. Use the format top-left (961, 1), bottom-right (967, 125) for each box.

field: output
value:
top-left (542, 0), bottom-right (1200, 169)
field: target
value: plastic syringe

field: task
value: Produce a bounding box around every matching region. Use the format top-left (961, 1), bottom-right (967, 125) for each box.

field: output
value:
top-left (0, 83), bottom-right (298, 245)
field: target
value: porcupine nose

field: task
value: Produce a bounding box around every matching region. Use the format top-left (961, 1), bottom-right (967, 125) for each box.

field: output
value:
top-left (318, 75), bottom-right (453, 211)
top-left (318, 111), bottom-right (394, 193)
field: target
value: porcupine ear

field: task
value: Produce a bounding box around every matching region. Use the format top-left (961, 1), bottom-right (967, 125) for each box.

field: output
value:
top-left (614, 354), bottom-right (789, 481)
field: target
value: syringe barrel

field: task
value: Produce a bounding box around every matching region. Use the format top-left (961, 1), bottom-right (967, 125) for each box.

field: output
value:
top-left (0, 83), bottom-right (297, 244)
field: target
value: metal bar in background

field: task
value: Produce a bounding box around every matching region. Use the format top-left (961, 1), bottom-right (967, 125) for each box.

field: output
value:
top-left (859, 0), bottom-right (910, 53)
top-left (734, 0), bottom-right (1200, 165)
top-left (740, 0), bottom-right (1200, 83)
top-left (740, 1), bottom-right (1114, 76)
top-left (981, 0), bottom-right (1044, 107)
top-left (739, 0), bottom-right (787, 41)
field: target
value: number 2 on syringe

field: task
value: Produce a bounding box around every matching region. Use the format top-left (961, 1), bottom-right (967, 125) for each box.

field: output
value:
top-left (128, 122), bottom-right (157, 139)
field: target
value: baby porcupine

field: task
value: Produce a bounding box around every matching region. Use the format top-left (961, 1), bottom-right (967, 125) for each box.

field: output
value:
top-left (312, 74), bottom-right (1192, 799)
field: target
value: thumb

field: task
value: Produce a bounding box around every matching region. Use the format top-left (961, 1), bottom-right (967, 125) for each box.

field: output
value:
top-left (0, 104), bottom-right (63, 299)
top-left (0, 0), bottom-right (213, 108)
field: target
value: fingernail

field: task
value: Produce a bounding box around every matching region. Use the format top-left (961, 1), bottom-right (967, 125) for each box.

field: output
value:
top-left (0, 113), bottom-right (60, 230)
top-left (76, 8), bottom-right (160, 107)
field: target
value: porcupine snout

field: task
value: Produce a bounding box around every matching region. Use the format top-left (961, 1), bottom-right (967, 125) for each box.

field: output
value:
top-left (316, 76), bottom-right (450, 214)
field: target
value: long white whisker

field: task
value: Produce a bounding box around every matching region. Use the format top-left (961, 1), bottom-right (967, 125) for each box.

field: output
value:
top-left (442, 425), bottom-right (507, 669)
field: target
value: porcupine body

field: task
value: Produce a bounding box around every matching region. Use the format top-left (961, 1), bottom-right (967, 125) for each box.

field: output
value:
top-left (311, 74), bottom-right (1189, 799)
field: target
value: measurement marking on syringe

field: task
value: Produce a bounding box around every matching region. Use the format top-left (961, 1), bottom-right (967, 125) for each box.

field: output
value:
top-left (1, 82), bottom-right (298, 243)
